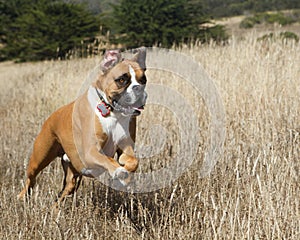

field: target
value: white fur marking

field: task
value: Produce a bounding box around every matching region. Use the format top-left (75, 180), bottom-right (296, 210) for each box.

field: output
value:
top-left (62, 154), bottom-right (70, 162)
top-left (87, 86), bottom-right (131, 157)
top-left (127, 65), bottom-right (140, 93)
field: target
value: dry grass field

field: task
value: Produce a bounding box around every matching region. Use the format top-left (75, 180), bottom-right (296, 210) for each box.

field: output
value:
top-left (0, 30), bottom-right (299, 239)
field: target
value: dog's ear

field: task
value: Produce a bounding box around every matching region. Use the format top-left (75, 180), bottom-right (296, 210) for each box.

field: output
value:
top-left (131, 47), bottom-right (146, 70)
top-left (100, 49), bottom-right (122, 73)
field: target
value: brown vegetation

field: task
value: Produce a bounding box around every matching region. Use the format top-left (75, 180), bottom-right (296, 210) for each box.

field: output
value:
top-left (0, 30), bottom-right (299, 239)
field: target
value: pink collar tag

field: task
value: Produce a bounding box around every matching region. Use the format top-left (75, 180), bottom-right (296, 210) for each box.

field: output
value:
top-left (97, 102), bottom-right (110, 117)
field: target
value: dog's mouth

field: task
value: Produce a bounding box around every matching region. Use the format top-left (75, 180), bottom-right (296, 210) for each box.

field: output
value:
top-left (112, 99), bottom-right (145, 116)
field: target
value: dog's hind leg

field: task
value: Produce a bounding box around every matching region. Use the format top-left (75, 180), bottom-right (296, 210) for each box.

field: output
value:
top-left (18, 124), bottom-right (63, 200)
top-left (55, 155), bottom-right (82, 206)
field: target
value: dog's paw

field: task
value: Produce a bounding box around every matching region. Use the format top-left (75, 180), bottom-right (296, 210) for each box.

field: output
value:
top-left (112, 167), bottom-right (129, 186)
top-left (113, 167), bottom-right (129, 180)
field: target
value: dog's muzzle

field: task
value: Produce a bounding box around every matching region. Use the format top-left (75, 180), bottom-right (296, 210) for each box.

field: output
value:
top-left (112, 89), bottom-right (147, 116)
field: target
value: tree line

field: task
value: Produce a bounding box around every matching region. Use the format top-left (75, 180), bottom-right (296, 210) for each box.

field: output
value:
top-left (0, 0), bottom-right (229, 62)
top-left (1, 0), bottom-right (299, 62)
top-left (0, 0), bottom-right (102, 62)
top-left (75, 0), bottom-right (300, 16)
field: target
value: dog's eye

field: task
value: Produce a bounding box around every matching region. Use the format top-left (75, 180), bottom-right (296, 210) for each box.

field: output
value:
top-left (119, 78), bottom-right (126, 84)
top-left (115, 74), bottom-right (130, 87)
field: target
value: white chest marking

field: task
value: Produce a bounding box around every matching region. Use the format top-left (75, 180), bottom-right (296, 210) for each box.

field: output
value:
top-left (87, 86), bottom-right (131, 157)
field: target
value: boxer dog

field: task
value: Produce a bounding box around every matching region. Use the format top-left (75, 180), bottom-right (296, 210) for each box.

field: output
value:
top-left (18, 47), bottom-right (147, 203)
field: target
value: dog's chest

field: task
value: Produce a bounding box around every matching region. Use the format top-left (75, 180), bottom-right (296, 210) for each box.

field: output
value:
top-left (96, 111), bottom-right (130, 157)
top-left (87, 86), bottom-right (131, 157)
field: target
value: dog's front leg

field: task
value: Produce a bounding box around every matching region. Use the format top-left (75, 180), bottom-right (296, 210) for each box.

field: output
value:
top-left (82, 146), bottom-right (130, 182)
top-left (118, 152), bottom-right (138, 172)
top-left (119, 117), bottom-right (139, 172)
top-left (117, 142), bottom-right (139, 171)
top-left (114, 145), bottom-right (138, 186)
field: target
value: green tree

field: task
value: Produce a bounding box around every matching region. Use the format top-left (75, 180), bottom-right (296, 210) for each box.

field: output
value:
top-left (0, 0), bottom-right (101, 62)
top-left (108, 0), bottom-right (228, 48)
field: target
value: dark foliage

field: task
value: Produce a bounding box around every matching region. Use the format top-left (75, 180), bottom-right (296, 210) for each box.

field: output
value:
top-left (107, 0), bottom-right (228, 48)
top-left (0, 0), bottom-right (100, 62)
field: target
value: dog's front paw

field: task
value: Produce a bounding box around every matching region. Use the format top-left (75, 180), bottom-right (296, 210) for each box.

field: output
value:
top-left (112, 167), bottom-right (129, 186)
top-left (113, 167), bottom-right (129, 180)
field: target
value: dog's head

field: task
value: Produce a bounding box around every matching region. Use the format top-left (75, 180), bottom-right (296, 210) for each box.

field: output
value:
top-left (96, 47), bottom-right (147, 116)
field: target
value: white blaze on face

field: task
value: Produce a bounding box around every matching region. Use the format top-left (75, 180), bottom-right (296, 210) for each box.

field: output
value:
top-left (127, 65), bottom-right (140, 93)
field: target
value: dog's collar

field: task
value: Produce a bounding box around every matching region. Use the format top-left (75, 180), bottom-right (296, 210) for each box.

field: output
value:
top-left (95, 87), bottom-right (143, 117)
top-left (95, 88), bottom-right (113, 117)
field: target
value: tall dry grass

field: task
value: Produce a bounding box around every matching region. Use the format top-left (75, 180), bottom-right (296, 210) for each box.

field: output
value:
top-left (0, 31), bottom-right (299, 239)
